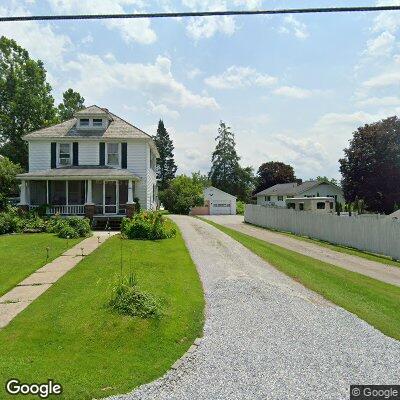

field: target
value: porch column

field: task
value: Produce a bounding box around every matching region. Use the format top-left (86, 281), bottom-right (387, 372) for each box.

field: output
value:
top-left (86, 179), bottom-right (93, 204)
top-left (127, 179), bottom-right (134, 204)
top-left (84, 179), bottom-right (95, 221)
top-left (19, 180), bottom-right (27, 205)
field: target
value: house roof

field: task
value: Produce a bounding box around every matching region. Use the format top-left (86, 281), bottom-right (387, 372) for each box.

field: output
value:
top-left (256, 180), bottom-right (339, 197)
top-left (16, 166), bottom-right (141, 181)
top-left (23, 105), bottom-right (159, 157)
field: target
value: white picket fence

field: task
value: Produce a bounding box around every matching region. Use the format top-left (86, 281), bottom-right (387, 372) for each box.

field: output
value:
top-left (245, 205), bottom-right (400, 260)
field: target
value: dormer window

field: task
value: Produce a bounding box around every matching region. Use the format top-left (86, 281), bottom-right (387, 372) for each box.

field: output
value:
top-left (93, 118), bottom-right (103, 127)
top-left (80, 118), bottom-right (89, 127)
top-left (59, 143), bottom-right (71, 166)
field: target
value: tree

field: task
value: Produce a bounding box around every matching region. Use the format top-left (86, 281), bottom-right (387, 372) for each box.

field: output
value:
top-left (0, 36), bottom-right (57, 169)
top-left (315, 176), bottom-right (339, 186)
top-left (57, 88), bottom-right (85, 121)
top-left (339, 116), bottom-right (400, 214)
top-left (153, 120), bottom-right (177, 191)
top-left (208, 121), bottom-right (254, 201)
top-left (0, 156), bottom-right (23, 209)
top-left (159, 175), bottom-right (203, 214)
top-left (191, 171), bottom-right (211, 188)
top-left (255, 161), bottom-right (299, 194)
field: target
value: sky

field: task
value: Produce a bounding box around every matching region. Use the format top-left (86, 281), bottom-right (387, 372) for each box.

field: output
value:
top-left (1, 0), bottom-right (400, 181)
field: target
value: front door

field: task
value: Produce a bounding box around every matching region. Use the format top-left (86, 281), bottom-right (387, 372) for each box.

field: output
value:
top-left (104, 181), bottom-right (117, 214)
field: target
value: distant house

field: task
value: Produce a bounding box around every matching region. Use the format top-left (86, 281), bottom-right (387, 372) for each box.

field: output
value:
top-left (255, 180), bottom-right (344, 207)
top-left (204, 186), bottom-right (236, 215)
top-left (285, 197), bottom-right (335, 213)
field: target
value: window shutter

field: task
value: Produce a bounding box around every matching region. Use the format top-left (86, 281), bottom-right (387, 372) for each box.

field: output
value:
top-left (73, 142), bottom-right (79, 166)
top-left (121, 142), bottom-right (127, 169)
top-left (99, 142), bottom-right (105, 166)
top-left (51, 142), bottom-right (56, 169)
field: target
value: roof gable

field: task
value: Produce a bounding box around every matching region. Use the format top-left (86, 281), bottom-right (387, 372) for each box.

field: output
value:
top-left (204, 186), bottom-right (237, 199)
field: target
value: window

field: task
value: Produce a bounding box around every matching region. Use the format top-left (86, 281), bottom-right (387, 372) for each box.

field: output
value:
top-left (299, 203), bottom-right (304, 211)
top-left (267, 196), bottom-right (271, 201)
top-left (317, 202), bottom-right (325, 209)
top-left (80, 118), bottom-right (89, 126)
top-left (59, 143), bottom-right (71, 166)
top-left (68, 181), bottom-right (85, 205)
top-left (150, 152), bottom-right (156, 171)
top-left (278, 196), bottom-right (284, 201)
top-left (330, 202), bottom-right (334, 210)
top-left (93, 118), bottom-right (103, 127)
top-left (107, 143), bottom-right (119, 166)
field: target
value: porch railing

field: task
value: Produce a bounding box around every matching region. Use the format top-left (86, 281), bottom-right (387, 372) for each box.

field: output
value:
top-left (46, 205), bottom-right (85, 215)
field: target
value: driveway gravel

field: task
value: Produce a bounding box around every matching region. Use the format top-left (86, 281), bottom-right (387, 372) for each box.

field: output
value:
top-left (111, 216), bottom-right (400, 400)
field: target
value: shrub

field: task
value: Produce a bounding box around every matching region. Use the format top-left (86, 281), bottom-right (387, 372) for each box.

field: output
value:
top-left (0, 208), bottom-right (21, 234)
top-left (108, 274), bottom-right (162, 319)
top-left (48, 216), bottom-right (91, 238)
top-left (159, 175), bottom-right (203, 214)
top-left (236, 201), bottom-right (245, 215)
top-left (121, 211), bottom-right (176, 240)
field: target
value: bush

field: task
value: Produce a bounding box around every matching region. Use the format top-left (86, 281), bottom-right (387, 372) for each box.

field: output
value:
top-left (0, 208), bottom-right (21, 234)
top-left (48, 216), bottom-right (91, 238)
top-left (159, 175), bottom-right (204, 214)
top-left (108, 274), bottom-right (162, 319)
top-left (236, 201), bottom-right (245, 215)
top-left (121, 211), bottom-right (176, 240)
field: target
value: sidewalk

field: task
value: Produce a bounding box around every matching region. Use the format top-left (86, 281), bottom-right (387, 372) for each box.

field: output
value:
top-left (203, 215), bottom-right (400, 287)
top-left (0, 231), bottom-right (117, 329)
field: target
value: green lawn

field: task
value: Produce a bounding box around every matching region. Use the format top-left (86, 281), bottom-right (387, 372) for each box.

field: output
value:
top-left (202, 218), bottom-right (400, 341)
top-left (0, 233), bottom-right (82, 297)
top-left (0, 225), bottom-right (204, 399)
top-left (245, 221), bottom-right (400, 268)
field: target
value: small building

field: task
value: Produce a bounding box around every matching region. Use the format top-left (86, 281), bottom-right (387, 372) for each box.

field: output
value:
top-left (204, 187), bottom-right (236, 215)
top-left (255, 180), bottom-right (344, 207)
top-left (285, 197), bottom-right (335, 213)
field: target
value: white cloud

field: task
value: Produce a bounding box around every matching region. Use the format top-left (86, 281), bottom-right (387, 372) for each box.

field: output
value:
top-left (204, 66), bottom-right (277, 89)
top-left (187, 68), bottom-right (202, 79)
top-left (147, 100), bottom-right (180, 119)
top-left (364, 31), bottom-right (395, 57)
top-left (314, 112), bottom-right (380, 130)
top-left (362, 71), bottom-right (400, 88)
top-left (65, 53), bottom-right (219, 109)
top-left (279, 15), bottom-right (309, 40)
top-left (47, 0), bottom-right (156, 44)
top-left (0, 5), bottom-right (71, 65)
top-left (355, 96), bottom-right (400, 107)
top-left (373, 0), bottom-right (400, 33)
top-left (273, 86), bottom-right (313, 99)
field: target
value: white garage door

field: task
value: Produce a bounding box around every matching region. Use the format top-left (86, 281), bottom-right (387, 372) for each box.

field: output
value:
top-left (210, 201), bottom-right (232, 215)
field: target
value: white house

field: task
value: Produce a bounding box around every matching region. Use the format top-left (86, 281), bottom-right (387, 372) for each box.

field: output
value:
top-left (17, 105), bottom-right (159, 220)
top-left (204, 186), bottom-right (236, 215)
top-left (255, 180), bottom-right (345, 207)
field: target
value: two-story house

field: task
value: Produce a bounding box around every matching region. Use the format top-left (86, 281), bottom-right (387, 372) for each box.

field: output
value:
top-left (17, 105), bottom-right (159, 220)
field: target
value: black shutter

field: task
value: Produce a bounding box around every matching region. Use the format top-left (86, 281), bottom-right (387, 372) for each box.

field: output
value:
top-left (121, 142), bottom-right (127, 169)
top-left (72, 142), bottom-right (79, 166)
top-left (99, 142), bottom-right (105, 166)
top-left (51, 142), bottom-right (56, 169)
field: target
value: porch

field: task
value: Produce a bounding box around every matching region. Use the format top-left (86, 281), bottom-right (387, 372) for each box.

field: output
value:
top-left (17, 167), bottom-right (141, 218)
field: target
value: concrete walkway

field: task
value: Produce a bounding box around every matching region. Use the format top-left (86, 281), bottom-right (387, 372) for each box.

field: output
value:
top-left (0, 231), bottom-right (117, 329)
top-left (112, 216), bottom-right (400, 400)
top-left (203, 215), bottom-right (400, 287)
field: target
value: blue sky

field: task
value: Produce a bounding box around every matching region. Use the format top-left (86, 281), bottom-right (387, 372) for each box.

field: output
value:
top-left (1, 0), bottom-right (399, 181)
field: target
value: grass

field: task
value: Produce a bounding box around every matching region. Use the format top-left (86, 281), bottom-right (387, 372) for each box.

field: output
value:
top-left (244, 222), bottom-right (400, 268)
top-left (202, 218), bottom-right (400, 341)
top-left (0, 233), bottom-right (82, 296)
top-left (0, 224), bottom-right (204, 399)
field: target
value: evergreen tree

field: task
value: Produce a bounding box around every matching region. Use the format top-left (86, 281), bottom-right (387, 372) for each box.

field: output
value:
top-left (153, 120), bottom-right (177, 190)
top-left (58, 88), bottom-right (85, 121)
top-left (0, 36), bottom-right (57, 169)
top-left (208, 121), bottom-right (254, 201)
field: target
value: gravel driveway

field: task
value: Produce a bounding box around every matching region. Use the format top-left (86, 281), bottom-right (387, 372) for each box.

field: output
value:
top-left (111, 216), bottom-right (400, 400)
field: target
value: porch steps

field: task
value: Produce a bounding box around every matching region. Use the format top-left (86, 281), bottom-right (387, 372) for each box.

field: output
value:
top-left (92, 217), bottom-right (123, 231)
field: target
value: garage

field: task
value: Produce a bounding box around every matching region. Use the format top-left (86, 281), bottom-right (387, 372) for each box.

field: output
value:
top-left (204, 186), bottom-right (236, 215)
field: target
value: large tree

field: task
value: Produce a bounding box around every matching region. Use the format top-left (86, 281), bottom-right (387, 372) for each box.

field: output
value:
top-left (208, 121), bottom-right (254, 201)
top-left (153, 120), bottom-right (177, 191)
top-left (0, 36), bottom-right (57, 169)
top-left (255, 161), bottom-right (298, 194)
top-left (339, 116), bottom-right (400, 214)
top-left (57, 88), bottom-right (85, 121)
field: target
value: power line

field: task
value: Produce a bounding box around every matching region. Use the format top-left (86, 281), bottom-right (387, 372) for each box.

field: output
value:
top-left (1, 6), bottom-right (400, 23)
